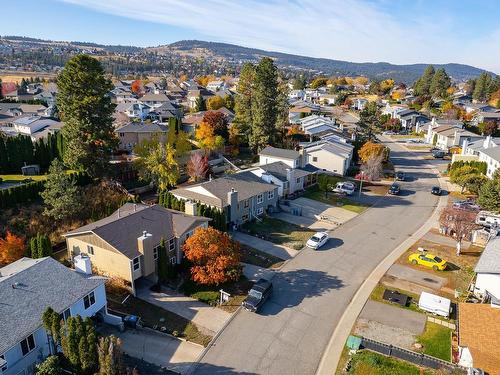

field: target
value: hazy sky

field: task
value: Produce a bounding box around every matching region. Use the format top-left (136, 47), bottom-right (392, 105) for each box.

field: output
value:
top-left (1, 0), bottom-right (499, 73)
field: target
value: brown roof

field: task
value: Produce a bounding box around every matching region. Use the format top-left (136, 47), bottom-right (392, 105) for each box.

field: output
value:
top-left (459, 303), bottom-right (500, 374)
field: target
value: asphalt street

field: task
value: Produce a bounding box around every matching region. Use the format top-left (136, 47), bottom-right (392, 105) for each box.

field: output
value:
top-left (193, 139), bottom-right (441, 375)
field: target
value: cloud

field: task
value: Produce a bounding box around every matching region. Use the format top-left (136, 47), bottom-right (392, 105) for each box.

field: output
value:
top-left (61, 0), bottom-right (500, 72)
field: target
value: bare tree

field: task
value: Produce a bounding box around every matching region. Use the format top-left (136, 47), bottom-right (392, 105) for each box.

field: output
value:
top-left (361, 153), bottom-right (384, 181)
top-left (187, 151), bottom-right (210, 182)
top-left (439, 207), bottom-right (477, 256)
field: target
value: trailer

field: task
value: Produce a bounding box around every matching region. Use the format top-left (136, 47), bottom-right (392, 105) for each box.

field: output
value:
top-left (418, 291), bottom-right (451, 318)
top-left (476, 210), bottom-right (500, 228)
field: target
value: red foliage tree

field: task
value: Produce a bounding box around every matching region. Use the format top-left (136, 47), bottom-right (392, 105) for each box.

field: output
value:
top-left (0, 231), bottom-right (26, 266)
top-left (130, 80), bottom-right (144, 96)
top-left (183, 227), bottom-right (241, 285)
top-left (187, 152), bottom-right (210, 182)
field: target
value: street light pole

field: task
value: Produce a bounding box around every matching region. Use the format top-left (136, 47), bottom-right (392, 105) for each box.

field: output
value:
top-left (358, 171), bottom-right (364, 198)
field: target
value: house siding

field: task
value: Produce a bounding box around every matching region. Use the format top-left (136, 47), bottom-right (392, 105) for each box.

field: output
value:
top-left (475, 273), bottom-right (500, 300)
top-left (307, 149), bottom-right (349, 175)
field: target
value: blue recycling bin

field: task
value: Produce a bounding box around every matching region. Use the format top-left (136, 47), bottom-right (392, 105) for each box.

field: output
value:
top-left (123, 315), bottom-right (138, 329)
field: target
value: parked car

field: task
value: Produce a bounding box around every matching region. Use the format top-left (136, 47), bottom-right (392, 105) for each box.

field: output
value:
top-left (306, 232), bottom-right (329, 250)
top-left (431, 186), bottom-right (442, 195)
top-left (395, 172), bottom-right (406, 181)
top-left (332, 181), bottom-right (356, 196)
top-left (242, 279), bottom-right (273, 312)
top-left (432, 150), bottom-right (446, 158)
top-left (453, 200), bottom-right (480, 211)
top-left (388, 183), bottom-right (401, 195)
top-left (408, 252), bottom-right (447, 271)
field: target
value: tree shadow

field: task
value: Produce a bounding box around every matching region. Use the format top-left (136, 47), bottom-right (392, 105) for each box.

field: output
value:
top-left (188, 362), bottom-right (259, 375)
top-left (316, 237), bottom-right (344, 251)
top-left (259, 268), bottom-right (345, 316)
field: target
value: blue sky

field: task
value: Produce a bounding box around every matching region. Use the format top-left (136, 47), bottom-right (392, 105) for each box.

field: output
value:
top-left (1, 0), bottom-right (499, 72)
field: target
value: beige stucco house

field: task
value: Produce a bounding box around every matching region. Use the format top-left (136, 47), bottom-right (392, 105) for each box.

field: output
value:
top-left (64, 203), bottom-right (209, 294)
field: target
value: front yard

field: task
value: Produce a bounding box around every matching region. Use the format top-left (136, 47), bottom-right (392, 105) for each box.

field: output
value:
top-left (241, 217), bottom-right (315, 249)
top-left (240, 245), bottom-right (285, 269)
top-left (416, 322), bottom-right (452, 361)
top-left (369, 284), bottom-right (420, 313)
top-left (107, 295), bottom-right (212, 347)
top-left (303, 186), bottom-right (367, 214)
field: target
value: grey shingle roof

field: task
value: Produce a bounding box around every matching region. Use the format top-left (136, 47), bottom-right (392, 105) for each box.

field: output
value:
top-left (115, 122), bottom-right (168, 133)
top-left (260, 146), bottom-right (299, 160)
top-left (171, 172), bottom-right (277, 208)
top-left (259, 162), bottom-right (311, 182)
top-left (64, 204), bottom-right (209, 259)
top-left (481, 146), bottom-right (500, 161)
top-left (0, 257), bottom-right (105, 354)
top-left (475, 237), bottom-right (500, 273)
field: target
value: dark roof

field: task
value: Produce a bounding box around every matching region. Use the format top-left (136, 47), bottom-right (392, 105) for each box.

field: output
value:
top-left (65, 203), bottom-right (209, 259)
top-left (115, 122), bottom-right (168, 133)
top-left (0, 257), bottom-right (105, 353)
top-left (260, 146), bottom-right (300, 160)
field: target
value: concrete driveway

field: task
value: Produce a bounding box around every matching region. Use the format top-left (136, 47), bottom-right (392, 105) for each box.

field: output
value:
top-left (289, 197), bottom-right (358, 225)
top-left (242, 262), bottom-right (275, 282)
top-left (231, 231), bottom-right (298, 260)
top-left (100, 325), bottom-right (202, 374)
top-left (137, 284), bottom-right (231, 336)
top-left (386, 264), bottom-right (447, 291)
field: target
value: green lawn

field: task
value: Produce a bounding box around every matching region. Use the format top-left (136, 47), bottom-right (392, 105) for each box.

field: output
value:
top-left (303, 186), bottom-right (367, 214)
top-left (369, 284), bottom-right (421, 313)
top-left (241, 217), bottom-right (315, 250)
top-left (345, 350), bottom-right (437, 375)
top-left (416, 322), bottom-right (452, 361)
top-left (240, 245), bottom-right (285, 269)
top-left (180, 276), bottom-right (254, 313)
top-left (107, 295), bottom-right (212, 346)
top-left (0, 174), bottom-right (47, 182)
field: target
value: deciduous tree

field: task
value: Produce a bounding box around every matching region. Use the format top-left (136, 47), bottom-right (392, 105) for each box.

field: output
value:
top-left (361, 153), bottom-right (384, 181)
top-left (195, 121), bottom-right (224, 153)
top-left (57, 55), bottom-right (117, 177)
top-left (0, 231), bottom-right (25, 266)
top-left (187, 152), bottom-right (210, 182)
top-left (183, 227), bottom-right (241, 285)
top-left (439, 207), bottom-right (477, 255)
top-left (136, 142), bottom-right (179, 190)
top-left (358, 141), bottom-right (387, 163)
top-left (206, 96), bottom-right (225, 110)
top-left (97, 335), bottom-right (123, 375)
top-left (130, 80), bottom-right (144, 96)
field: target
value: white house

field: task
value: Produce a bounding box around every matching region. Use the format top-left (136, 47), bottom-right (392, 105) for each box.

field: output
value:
top-left (301, 139), bottom-right (354, 176)
top-left (298, 115), bottom-right (338, 137)
top-left (351, 98), bottom-right (368, 111)
top-left (259, 146), bottom-right (302, 168)
top-left (0, 257), bottom-right (116, 375)
top-left (461, 136), bottom-right (500, 179)
top-left (124, 103), bottom-right (151, 120)
top-left (289, 90), bottom-right (305, 101)
top-left (206, 80), bottom-right (226, 93)
top-left (473, 236), bottom-right (500, 303)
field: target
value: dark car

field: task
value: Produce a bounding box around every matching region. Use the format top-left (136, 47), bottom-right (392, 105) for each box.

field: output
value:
top-left (395, 172), bottom-right (406, 181)
top-left (431, 186), bottom-right (442, 195)
top-left (242, 279), bottom-right (273, 312)
top-left (388, 183), bottom-right (401, 195)
top-left (432, 150), bottom-right (446, 158)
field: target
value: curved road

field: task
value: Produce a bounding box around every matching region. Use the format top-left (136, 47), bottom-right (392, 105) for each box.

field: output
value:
top-left (194, 139), bottom-right (442, 375)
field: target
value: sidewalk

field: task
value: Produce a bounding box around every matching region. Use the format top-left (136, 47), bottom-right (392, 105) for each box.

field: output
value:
top-left (231, 231), bottom-right (298, 260)
top-left (136, 284), bottom-right (231, 336)
top-left (242, 262), bottom-right (275, 282)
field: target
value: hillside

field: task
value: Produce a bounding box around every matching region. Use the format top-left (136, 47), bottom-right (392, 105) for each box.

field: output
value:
top-left (158, 40), bottom-right (491, 84)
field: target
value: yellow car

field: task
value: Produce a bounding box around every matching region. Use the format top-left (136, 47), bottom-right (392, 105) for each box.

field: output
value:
top-left (408, 253), bottom-right (447, 271)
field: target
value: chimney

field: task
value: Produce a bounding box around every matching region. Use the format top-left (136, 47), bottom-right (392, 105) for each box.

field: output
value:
top-left (483, 135), bottom-right (492, 149)
top-left (453, 130), bottom-right (461, 147)
top-left (185, 200), bottom-right (197, 216)
top-left (137, 231), bottom-right (152, 255)
top-left (286, 168), bottom-right (295, 184)
top-left (461, 138), bottom-right (468, 155)
top-left (74, 254), bottom-right (92, 275)
top-left (227, 188), bottom-right (238, 224)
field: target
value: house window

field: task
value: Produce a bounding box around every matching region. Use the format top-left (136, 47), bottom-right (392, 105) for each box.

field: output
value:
top-left (296, 178), bottom-right (301, 184)
top-left (60, 308), bottom-right (71, 322)
top-left (312, 156), bottom-right (318, 162)
top-left (242, 214), bottom-right (249, 222)
top-left (169, 238), bottom-right (175, 252)
top-left (257, 194), bottom-right (263, 204)
top-left (268, 191), bottom-right (274, 200)
top-left (0, 355), bottom-right (7, 371)
top-left (87, 245), bottom-right (94, 255)
top-left (170, 256), bottom-right (176, 265)
top-left (244, 199), bottom-right (249, 208)
top-left (20, 334), bottom-right (36, 356)
top-left (132, 257), bottom-right (140, 271)
top-left (119, 133), bottom-right (124, 137)
top-left (153, 244), bottom-right (160, 261)
top-left (257, 207), bottom-right (264, 215)
top-left (83, 291), bottom-right (95, 310)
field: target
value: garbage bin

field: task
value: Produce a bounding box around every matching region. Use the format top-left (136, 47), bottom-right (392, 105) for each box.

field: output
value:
top-left (123, 315), bottom-right (139, 329)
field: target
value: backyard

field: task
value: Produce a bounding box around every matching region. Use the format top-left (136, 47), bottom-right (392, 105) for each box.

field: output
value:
top-left (241, 217), bottom-right (315, 249)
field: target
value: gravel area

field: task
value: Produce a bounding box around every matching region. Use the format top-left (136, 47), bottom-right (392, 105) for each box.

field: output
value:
top-left (354, 319), bottom-right (417, 350)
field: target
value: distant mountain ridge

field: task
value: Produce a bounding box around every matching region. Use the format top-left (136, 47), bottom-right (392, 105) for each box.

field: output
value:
top-left (160, 40), bottom-right (492, 84)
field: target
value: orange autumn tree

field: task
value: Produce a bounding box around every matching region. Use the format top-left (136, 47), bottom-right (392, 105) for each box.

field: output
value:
top-left (0, 231), bottom-right (26, 266)
top-left (183, 227), bottom-right (242, 285)
top-left (131, 80), bottom-right (144, 96)
top-left (358, 141), bottom-right (388, 163)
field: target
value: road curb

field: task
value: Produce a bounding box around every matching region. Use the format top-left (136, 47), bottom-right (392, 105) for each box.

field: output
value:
top-left (315, 136), bottom-right (449, 375)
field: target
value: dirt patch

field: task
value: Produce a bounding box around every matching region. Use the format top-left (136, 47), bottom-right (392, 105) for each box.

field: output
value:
top-left (354, 319), bottom-right (417, 350)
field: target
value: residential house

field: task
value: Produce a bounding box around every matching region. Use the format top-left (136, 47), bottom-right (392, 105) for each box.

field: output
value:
top-left (302, 139), bottom-right (354, 176)
top-left (0, 116), bottom-right (62, 141)
top-left (259, 146), bottom-right (302, 168)
top-left (473, 236), bottom-right (500, 302)
top-left (187, 89), bottom-right (214, 110)
top-left (381, 103), bottom-right (408, 118)
top-left (206, 80), bottom-right (227, 93)
top-left (149, 101), bottom-right (183, 122)
top-left (289, 89), bottom-right (305, 101)
top-left (392, 109), bottom-right (429, 132)
top-left (0, 257), bottom-right (111, 375)
top-left (298, 114), bottom-right (338, 137)
top-left (351, 98), bottom-right (368, 111)
top-left (115, 122), bottom-right (168, 151)
top-left (461, 136), bottom-right (500, 178)
top-left (428, 125), bottom-right (481, 151)
top-left (139, 93), bottom-right (170, 109)
top-left (120, 103), bottom-right (151, 120)
top-left (458, 303), bottom-right (500, 374)
top-left (64, 203), bottom-right (209, 294)
top-left (464, 103), bottom-right (497, 114)
top-left (171, 171), bottom-right (279, 226)
top-left (318, 93), bottom-right (337, 105)
top-left (472, 111), bottom-right (500, 127)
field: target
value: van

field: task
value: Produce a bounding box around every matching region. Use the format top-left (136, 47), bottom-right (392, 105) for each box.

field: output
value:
top-left (418, 292), bottom-right (451, 318)
top-left (476, 210), bottom-right (500, 228)
top-left (333, 181), bottom-right (355, 196)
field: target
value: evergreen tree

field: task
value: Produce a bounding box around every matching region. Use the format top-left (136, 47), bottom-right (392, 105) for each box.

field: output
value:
top-left (250, 57), bottom-right (279, 152)
top-left (157, 238), bottom-right (168, 281)
top-left (35, 356), bottom-right (63, 375)
top-left (194, 95), bottom-right (206, 112)
top-left (97, 335), bottom-right (123, 375)
top-left (413, 65), bottom-right (435, 96)
top-left (234, 63), bottom-right (255, 141)
top-left (473, 72), bottom-right (492, 102)
top-left (275, 76), bottom-right (290, 146)
top-left (429, 68), bottom-right (451, 98)
top-left (57, 55), bottom-right (117, 177)
top-left (40, 159), bottom-right (82, 221)
top-left (60, 316), bottom-right (98, 374)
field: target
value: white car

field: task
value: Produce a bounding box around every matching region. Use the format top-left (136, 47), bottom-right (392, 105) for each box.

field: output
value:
top-left (306, 232), bottom-right (329, 250)
top-left (333, 181), bottom-right (355, 196)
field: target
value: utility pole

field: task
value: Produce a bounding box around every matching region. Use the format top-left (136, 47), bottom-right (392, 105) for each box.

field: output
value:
top-left (358, 171), bottom-right (364, 198)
